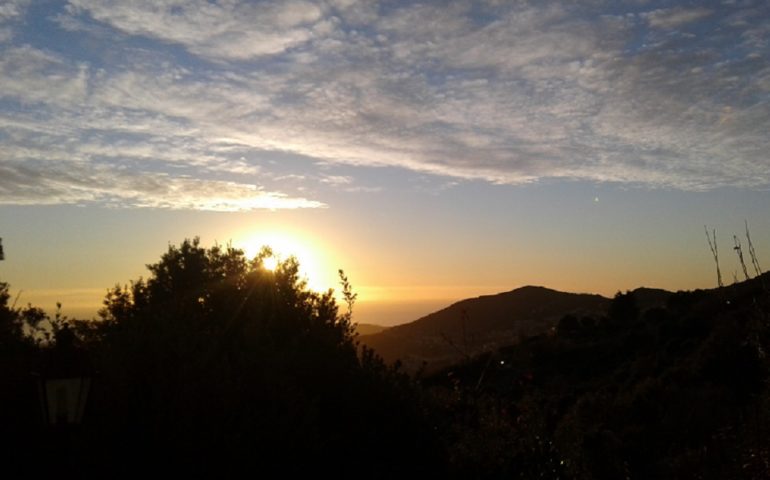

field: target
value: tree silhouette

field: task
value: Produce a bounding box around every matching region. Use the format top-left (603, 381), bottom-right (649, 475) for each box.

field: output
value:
top-left (0, 282), bottom-right (44, 474)
top-left (87, 238), bottom-right (442, 476)
top-left (0, 282), bottom-right (18, 343)
top-left (609, 290), bottom-right (639, 323)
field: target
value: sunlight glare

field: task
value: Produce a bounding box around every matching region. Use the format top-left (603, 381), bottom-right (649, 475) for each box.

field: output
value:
top-left (262, 255), bottom-right (279, 271)
top-left (238, 231), bottom-right (333, 292)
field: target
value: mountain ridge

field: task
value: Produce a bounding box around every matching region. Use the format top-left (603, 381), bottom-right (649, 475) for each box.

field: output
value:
top-left (359, 284), bottom-right (614, 371)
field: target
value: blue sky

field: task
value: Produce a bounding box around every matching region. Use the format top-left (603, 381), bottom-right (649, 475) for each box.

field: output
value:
top-left (0, 0), bottom-right (769, 324)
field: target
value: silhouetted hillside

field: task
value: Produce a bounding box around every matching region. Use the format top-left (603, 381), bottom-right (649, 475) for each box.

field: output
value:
top-left (630, 286), bottom-right (674, 310)
top-left (360, 286), bottom-right (610, 371)
top-left (426, 272), bottom-right (770, 479)
top-left (355, 323), bottom-right (389, 336)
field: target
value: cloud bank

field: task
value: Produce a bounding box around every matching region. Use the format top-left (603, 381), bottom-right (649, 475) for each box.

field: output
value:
top-left (1, 0), bottom-right (769, 209)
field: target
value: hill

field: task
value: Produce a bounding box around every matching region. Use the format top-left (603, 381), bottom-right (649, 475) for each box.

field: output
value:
top-left (423, 272), bottom-right (770, 478)
top-left (360, 286), bottom-right (610, 371)
top-left (354, 323), bottom-right (389, 336)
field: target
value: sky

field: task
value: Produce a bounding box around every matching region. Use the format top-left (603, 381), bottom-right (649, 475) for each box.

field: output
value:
top-left (0, 0), bottom-right (769, 326)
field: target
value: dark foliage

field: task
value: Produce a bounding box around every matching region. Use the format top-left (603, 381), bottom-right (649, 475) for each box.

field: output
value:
top-left (1, 240), bottom-right (444, 478)
top-left (426, 274), bottom-right (770, 479)
top-left (4, 241), bottom-right (770, 479)
top-left (0, 282), bottom-right (45, 476)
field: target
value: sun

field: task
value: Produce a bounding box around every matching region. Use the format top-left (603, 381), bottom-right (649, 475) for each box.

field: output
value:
top-left (262, 255), bottom-right (279, 271)
top-left (238, 230), bottom-right (333, 292)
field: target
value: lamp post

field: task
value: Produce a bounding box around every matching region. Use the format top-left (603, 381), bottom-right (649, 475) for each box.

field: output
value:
top-left (36, 323), bottom-right (93, 476)
top-left (37, 323), bottom-right (92, 427)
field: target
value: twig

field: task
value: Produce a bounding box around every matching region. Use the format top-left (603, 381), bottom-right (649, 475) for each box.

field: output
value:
top-left (734, 235), bottom-right (750, 281)
top-left (475, 353), bottom-right (495, 391)
top-left (705, 226), bottom-right (724, 288)
top-left (11, 289), bottom-right (22, 310)
top-left (440, 331), bottom-right (471, 362)
top-left (745, 220), bottom-right (763, 277)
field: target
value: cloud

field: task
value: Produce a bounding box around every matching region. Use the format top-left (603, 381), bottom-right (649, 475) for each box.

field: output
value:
top-left (65, 0), bottom-right (324, 59)
top-left (0, 45), bottom-right (88, 105)
top-left (320, 175), bottom-right (353, 186)
top-left (0, 0), bottom-right (30, 42)
top-left (643, 7), bottom-right (713, 30)
top-left (0, 0), bottom-right (768, 210)
top-left (0, 161), bottom-right (324, 211)
top-left (0, 0), bottom-right (29, 21)
top-left (0, 45), bottom-right (323, 210)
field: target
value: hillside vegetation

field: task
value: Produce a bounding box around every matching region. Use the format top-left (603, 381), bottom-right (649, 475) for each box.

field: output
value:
top-left (425, 273), bottom-right (770, 478)
top-left (362, 286), bottom-right (613, 371)
top-left (2, 239), bottom-right (769, 478)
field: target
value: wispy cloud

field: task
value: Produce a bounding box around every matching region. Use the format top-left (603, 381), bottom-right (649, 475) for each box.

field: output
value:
top-left (0, 160), bottom-right (324, 211)
top-left (65, 0), bottom-right (324, 60)
top-left (643, 7), bottom-right (713, 30)
top-left (0, 0), bottom-right (30, 42)
top-left (0, 0), bottom-right (768, 210)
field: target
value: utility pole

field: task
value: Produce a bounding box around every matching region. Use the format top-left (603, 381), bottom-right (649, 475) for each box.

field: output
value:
top-left (0, 237), bottom-right (4, 261)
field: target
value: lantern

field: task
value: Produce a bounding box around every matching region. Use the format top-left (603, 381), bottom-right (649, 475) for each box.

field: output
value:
top-left (37, 324), bottom-right (91, 426)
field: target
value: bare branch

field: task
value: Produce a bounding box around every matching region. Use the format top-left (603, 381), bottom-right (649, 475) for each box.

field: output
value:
top-left (705, 226), bottom-right (723, 288)
top-left (734, 235), bottom-right (750, 281)
top-left (745, 220), bottom-right (763, 277)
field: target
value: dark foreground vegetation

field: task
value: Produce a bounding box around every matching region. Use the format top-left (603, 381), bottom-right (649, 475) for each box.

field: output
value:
top-left (2, 239), bottom-right (770, 479)
top-left (427, 276), bottom-right (770, 479)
